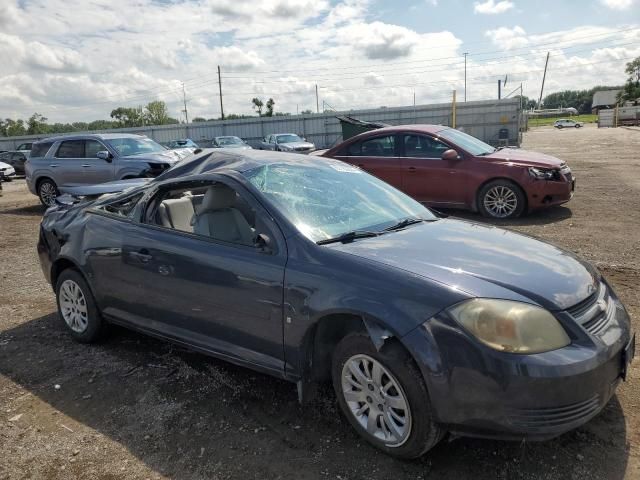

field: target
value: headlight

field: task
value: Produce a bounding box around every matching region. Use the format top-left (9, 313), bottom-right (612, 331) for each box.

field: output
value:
top-left (528, 167), bottom-right (557, 180)
top-left (447, 299), bottom-right (570, 354)
top-left (279, 145), bottom-right (291, 151)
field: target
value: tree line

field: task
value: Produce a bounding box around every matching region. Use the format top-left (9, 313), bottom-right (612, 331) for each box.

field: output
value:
top-left (2, 57), bottom-right (638, 137)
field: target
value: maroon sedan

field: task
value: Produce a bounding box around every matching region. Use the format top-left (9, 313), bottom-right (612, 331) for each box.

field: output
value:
top-left (322, 125), bottom-right (574, 219)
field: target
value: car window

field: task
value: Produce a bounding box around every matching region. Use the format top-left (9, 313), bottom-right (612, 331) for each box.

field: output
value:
top-left (244, 162), bottom-right (435, 242)
top-left (147, 182), bottom-right (257, 247)
top-left (357, 135), bottom-right (395, 157)
top-left (11, 152), bottom-right (25, 161)
top-left (268, 136), bottom-right (275, 144)
top-left (96, 193), bottom-right (144, 218)
top-left (403, 135), bottom-right (449, 158)
top-left (30, 142), bottom-right (53, 158)
top-left (56, 140), bottom-right (85, 158)
top-left (0, 153), bottom-right (9, 160)
top-left (17, 143), bottom-right (31, 150)
top-left (85, 140), bottom-right (105, 158)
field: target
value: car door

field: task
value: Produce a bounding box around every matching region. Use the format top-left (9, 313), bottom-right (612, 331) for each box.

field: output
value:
top-left (52, 140), bottom-right (87, 186)
top-left (400, 134), bottom-right (467, 206)
top-left (332, 134), bottom-right (403, 189)
top-left (83, 139), bottom-right (114, 184)
top-left (91, 177), bottom-right (287, 375)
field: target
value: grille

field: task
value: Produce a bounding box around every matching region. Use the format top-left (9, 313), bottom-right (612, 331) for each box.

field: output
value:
top-left (566, 282), bottom-right (614, 335)
top-left (507, 394), bottom-right (600, 429)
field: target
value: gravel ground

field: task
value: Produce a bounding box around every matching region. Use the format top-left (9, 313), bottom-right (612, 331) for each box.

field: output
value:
top-left (0, 124), bottom-right (639, 480)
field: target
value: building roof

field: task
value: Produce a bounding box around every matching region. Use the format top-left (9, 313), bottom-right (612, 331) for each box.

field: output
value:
top-left (592, 89), bottom-right (621, 108)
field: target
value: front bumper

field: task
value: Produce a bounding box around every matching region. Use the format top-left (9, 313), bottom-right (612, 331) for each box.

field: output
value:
top-left (401, 286), bottom-right (633, 441)
top-left (527, 177), bottom-right (574, 210)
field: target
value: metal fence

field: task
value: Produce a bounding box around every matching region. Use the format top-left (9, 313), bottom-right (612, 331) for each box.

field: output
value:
top-left (598, 106), bottom-right (640, 128)
top-left (0, 98), bottom-right (521, 151)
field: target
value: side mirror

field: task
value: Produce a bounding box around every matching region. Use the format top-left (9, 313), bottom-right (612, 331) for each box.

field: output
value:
top-left (441, 149), bottom-right (460, 161)
top-left (255, 233), bottom-right (272, 253)
top-left (97, 151), bottom-right (113, 162)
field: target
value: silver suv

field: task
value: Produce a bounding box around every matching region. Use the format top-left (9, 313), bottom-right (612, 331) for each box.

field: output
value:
top-left (26, 133), bottom-right (185, 206)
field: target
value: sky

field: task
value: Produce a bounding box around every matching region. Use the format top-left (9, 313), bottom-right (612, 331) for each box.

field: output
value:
top-left (0, 0), bottom-right (639, 123)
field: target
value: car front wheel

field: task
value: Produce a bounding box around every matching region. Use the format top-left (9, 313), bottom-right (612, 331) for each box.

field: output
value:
top-left (56, 269), bottom-right (108, 343)
top-left (37, 178), bottom-right (58, 207)
top-left (332, 333), bottom-right (443, 459)
top-left (478, 180), bottom-right (526, 219)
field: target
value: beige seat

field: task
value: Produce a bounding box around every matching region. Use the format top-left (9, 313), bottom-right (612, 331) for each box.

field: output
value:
top-left (158, 197), bottom-right (195, 232)
top-left (192, 185), bottom-right (254, 245)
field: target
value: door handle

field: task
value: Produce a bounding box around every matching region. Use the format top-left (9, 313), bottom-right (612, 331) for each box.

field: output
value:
top-left (49, 164), bottom-right (59, 168)
top-left (81, 164), bottom-right (91, 168)
top-left (407, 166), bottom-right (417, 172)
top-left (129, 250), bottom-right (152, 263)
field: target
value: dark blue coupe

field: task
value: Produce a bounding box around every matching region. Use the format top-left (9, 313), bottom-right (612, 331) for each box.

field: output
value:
top-left (37, 149), bottom-right (634, 458)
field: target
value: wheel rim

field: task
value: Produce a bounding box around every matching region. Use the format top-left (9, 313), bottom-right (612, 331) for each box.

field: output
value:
top-left (59, 279), bottom-right (89, 333)
top-left (39, 182), bottom-right (57, 206)
top-left (341, 354), bottom-right (412, 447)
top-left (483, 185), bottom-right (518, 218)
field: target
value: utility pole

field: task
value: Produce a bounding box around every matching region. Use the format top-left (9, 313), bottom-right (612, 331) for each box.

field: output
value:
top-left (463, 52), bottom-right (468, 102)
top-left (217, 66), bottom-right (225, 120)
top-left (538, 52), bottom-right (550, 109)
top-left (498, 80), bottom-right (501, 100)
top-left (452, 90), bottom-right (457, 128)
top-left (315, 84), bottom-right (319, 114)
top-left (182, 82), bottom-right (189, 124)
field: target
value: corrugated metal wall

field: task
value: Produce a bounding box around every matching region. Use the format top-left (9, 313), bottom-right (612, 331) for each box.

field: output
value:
top-left (0, 99), bottom-right (521, 150)
top-left (598, 106), bottom-right (640, 128)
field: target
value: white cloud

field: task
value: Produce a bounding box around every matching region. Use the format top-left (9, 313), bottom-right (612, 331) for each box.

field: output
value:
top-left (426, 0), bottom-right (438, 5)
top-left (484, 26), bottom-right (528, 50)
top-left (474, 0), bottom-right (514, 14)
top-left (600, 0), bottom-right (635, 9)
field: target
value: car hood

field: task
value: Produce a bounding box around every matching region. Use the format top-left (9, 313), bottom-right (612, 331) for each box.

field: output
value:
top-left (0, 161), bottom-right (12, 169)
top-left (121, 150), bottom-right (185, 164)
top-left (279, 141), bottom-right (315, 149)
top-left (58, 178), bottom-right (150, 196)
top-left (218, 144), bottom-right (252, 149)
top-left (482, 148), bottom-right (565, 168)
top-left (330, 219), bottom-right (598, 311)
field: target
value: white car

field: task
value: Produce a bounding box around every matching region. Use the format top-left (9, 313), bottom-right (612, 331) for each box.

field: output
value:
top-left (0, 161), bottom-right (16, 180)
top-left (554, 119), bottom-right (583, 129)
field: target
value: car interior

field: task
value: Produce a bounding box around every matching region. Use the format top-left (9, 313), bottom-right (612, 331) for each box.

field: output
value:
top-left (150, 183), bottom-right (256, 246)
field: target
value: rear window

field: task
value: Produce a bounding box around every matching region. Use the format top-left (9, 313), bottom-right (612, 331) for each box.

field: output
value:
top-left (30, 142), bottom-right (54, 158)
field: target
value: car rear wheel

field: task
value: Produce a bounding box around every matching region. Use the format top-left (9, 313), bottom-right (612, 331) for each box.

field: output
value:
top-left (478, 180), bottom-right (526, 219)
top-left (37, 178), bottom-right (58, 207)
top-left (56, 269), bottom-right (108, 343)
top-left (332, 333), bottom-right (443, 459)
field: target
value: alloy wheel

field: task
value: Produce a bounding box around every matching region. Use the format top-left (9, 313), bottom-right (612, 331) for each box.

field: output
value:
top-left (483, 185), bottom-right (518, 218)
top-left (39, 181), bottom-right (57, 206)
top-left (341, 354), bottom-right (412, 447)
top-left (59, 279), bottom-right (89, 333)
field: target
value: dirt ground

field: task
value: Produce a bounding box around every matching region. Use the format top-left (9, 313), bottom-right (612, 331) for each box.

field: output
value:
top-left (1, 123), bottom-right (639, 480)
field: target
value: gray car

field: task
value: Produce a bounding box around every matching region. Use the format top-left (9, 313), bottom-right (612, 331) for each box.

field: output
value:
top-left (26, 133), bottom-right (184, 206)
top-left (259, 133), bottom-right (315, 153)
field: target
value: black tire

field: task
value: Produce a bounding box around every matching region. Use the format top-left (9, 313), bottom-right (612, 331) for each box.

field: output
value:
top-left (332, 333), bottom-right (443, 459)
top-left (55, 269), bottom-right (108, 343)
top-left (37, 178), bottom-right (58, 207)
top-left (477, 179), bottom-right (526, 219)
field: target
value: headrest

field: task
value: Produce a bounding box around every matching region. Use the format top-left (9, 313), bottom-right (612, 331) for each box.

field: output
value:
top-left (201, 184), bottom-right (236, 211)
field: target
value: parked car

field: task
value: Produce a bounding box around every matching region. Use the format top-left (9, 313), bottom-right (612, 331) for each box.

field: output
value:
top-left (260, 133), bottom-right (315, 153)
top-left (0, 160), bottom-right (16, 180)
top-left (322, 125), bottom-right (575, 219)
top-left (167, 139), bottom-right (199, 149)
top-left (16, 142), bottom-right (33, 155)
top-left (38, 149), bottom-right (633, 459)
top-left (0, 151), bottom-right (28, 175)
top-left (554, 119), bottom-right (583, 128)
top-left (26, 133), bottom-right (185, 206)
top-left (211, 136), bottom-right (252, 149)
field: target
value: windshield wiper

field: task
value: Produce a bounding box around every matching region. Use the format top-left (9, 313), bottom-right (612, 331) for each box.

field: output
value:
top-left (316, 230), bottom-right (380, 245)
top-left (384, 217), bottom-right (425, 232)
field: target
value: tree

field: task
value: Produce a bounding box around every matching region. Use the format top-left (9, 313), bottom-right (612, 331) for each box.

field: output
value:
top-left (265, 98), bottom-right (275, 117)
top-left (110, 107), bottom-right (144, 127)
top-left (192, 117), bottom-right (207, 122)
top-left (27, 113), bottom-right (49, 134)
top-left (620, 56), bottom-right (640, 104)
top-left (251, 98), bottom-right (264, 116)
top-left (4, 119), bottom-right (27, 136)
top-left (300, 109), bottom-right (313, 114)
top-left (144, 100), bottom-right (169, 125)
